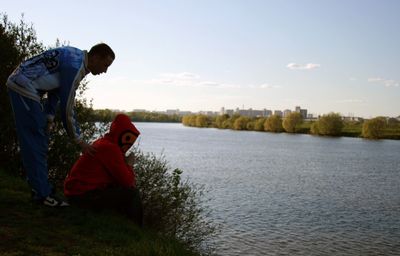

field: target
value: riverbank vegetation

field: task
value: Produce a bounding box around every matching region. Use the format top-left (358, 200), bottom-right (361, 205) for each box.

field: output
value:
top-left (93, 109), bottom-right (182, 123)
top-left (1, 14), bottom-right (216, 255)
top-left (182, 113), bottom-right (400, 140)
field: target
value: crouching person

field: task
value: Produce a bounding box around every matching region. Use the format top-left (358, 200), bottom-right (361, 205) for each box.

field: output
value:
top-left (64, 114), bottom-right (143, 226)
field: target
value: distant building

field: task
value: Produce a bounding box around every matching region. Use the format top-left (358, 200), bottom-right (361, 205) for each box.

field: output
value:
top-left (274, 110), bottom-right (283, 117)
top-left (166, 109), bottom-right (180, 115)
top-left (264, 109), bottom-right (272, 117)
top-left (283, 109), bottom-right (292, 117)
top-left (133, 109), bottom-right (147, 112)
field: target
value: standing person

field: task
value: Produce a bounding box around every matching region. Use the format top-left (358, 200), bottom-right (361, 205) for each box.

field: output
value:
top-left (6, 43), bottom-right (115, 207)
top-left (64, 114), bottom-right (143, 226)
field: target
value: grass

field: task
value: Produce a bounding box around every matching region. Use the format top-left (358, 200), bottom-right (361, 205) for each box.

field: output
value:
top-left (0, 169), bottom-right (198, 256)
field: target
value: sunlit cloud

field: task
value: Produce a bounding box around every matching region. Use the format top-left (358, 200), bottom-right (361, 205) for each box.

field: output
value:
top-left (368, 77), bottom-right (399, 87)
top-left (287, 63), bottom-right (320, 70)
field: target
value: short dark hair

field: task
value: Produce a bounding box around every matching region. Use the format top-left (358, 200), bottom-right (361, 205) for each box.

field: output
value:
top-left (88, 43), bottom-right (115, 59)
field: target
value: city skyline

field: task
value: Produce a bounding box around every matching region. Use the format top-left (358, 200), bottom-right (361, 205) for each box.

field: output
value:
top-left (3, 0), bottom-right (400, 119)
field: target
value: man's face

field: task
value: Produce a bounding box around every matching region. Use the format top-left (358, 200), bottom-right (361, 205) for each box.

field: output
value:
top-left (91, 55), bottom-right (114, 75)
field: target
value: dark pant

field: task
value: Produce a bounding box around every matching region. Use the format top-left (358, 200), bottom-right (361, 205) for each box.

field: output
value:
top-left (68, 187), bottom-right (143, 227)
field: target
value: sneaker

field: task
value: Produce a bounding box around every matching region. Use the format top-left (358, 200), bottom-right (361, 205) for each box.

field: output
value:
top-left (42, 195), bottom-right (70, 207)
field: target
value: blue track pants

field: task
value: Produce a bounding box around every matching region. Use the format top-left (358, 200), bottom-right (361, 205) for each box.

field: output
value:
top-left (8, 90), bottom-right (52, 199)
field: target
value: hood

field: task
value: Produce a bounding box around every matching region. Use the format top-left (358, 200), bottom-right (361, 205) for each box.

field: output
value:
top-left (105, 114), bottom-right (140, 152)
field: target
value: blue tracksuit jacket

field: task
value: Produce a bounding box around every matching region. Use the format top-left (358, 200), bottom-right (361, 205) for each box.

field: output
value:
top-left (6, 46), bottom-right (88, 142)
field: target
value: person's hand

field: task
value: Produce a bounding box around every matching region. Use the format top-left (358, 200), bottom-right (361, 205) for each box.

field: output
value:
top-left (78, 141), bottom-right (96, 156)
top-left (125, 152), bottom-right (135, 166)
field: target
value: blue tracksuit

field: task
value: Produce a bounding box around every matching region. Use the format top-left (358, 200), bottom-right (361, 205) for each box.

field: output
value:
top-left (6, 46), bottom-right (88, 199)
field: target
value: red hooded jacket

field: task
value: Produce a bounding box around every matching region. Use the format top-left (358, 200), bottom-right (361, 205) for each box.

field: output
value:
top-left (64, 114), bottom-right (140, 196)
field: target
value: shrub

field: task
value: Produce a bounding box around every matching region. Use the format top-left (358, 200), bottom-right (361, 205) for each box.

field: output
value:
top-left (362, 117), bottom-right (387, 139)
top-left (132, 148), bottom-right (217, 255)
top-left (264, 115), bottom-right (283, 132)
top-left (314, 112), bottom-right (343, 136)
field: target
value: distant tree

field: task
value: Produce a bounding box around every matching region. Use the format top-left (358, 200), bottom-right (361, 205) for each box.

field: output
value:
top-left (214, 114), bottom-right (229, 129)
top-left (387, 117), bottom-right (400, 128)
top-left (233, 116), bottom-right (250, 130)
top-left (264, 115), bottom-right (283, 132)
top-left (282, 112), bottom-right (303, 133)
top-left (310, 122), bottom-right (319, 135)
top-left (195, 115), bottom-right (209, 127)
top-left (246, 119), bottom-right (255, 130)
top-left (254, 118), bottom-right (266, 131)
top-left (362, 117), bottom-right (387, 139)
top-left (315, 113), bottom-right (343, 136)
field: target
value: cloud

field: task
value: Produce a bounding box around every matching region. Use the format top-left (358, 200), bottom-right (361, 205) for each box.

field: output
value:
top-left (368, 77), bottom-right (399, 87)
top-left (287, 63), bottom-right (320, 70)
top-left (135, 72), bottom-right (280, 89)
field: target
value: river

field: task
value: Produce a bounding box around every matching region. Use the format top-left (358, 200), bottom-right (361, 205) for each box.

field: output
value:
top-left (134, 122), bottom-right (400, 256)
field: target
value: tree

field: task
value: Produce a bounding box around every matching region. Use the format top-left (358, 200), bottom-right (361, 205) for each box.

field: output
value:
top-left (195, 115), bottom-right (209, 127)
top-left (362, 117), bottom-right (387, 139)
top-left (0, 14), bottom-right (44, 173)
top-left (233, 116), bottom-right (250, 130)
top-left (254, 118), bottom-right (266, 131)
top-left (314, 113), bottom-right (343, 136)
top-left (214, 114), bottom-right (229, 128)
top-left (282, 112), bottom-right (303, 133)
top-left (264, 115), bottom-right (283, 132)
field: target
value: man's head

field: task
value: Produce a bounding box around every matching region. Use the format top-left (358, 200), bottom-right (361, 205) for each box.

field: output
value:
top-left (87, 43), bottom-right (115, 75)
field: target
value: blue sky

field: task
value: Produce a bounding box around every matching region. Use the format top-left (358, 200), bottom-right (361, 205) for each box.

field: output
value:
top-left (3, 0), bottom-right (400, 118)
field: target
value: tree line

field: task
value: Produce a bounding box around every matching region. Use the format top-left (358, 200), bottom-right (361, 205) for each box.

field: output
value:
top-left (92, 109), bottom-right (182, 123)
top-left (182, 112), bottom-right (400, 140)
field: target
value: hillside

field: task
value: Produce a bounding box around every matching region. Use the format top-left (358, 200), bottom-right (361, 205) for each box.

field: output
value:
top-left (0, 169), bottom-right (197, 256)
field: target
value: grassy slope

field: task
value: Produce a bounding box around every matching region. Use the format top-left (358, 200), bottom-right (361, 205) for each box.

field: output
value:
top-left (0, 169), bottom-right (197, 256)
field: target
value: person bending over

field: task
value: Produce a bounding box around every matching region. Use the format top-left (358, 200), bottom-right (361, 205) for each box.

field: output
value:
top-left (6, 43), bottom-right (115, 206)
top-left (64, 114), bottom-right (143, 226)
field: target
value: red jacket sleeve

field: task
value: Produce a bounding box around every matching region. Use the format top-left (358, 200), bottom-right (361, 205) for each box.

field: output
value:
top-left (95, 143), bottom-right (136, 188)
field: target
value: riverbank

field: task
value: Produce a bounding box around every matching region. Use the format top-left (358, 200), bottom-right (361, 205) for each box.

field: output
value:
top-left (182, 114), bottom-right (400, 140)
top-left (0, 169), bottom-right (197, 256)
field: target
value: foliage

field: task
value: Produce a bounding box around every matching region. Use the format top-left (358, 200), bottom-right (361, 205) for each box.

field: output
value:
top-left (132, 148), bottom-right (217, 254)
top-left (362, 117), bottom-right (387, 139)
top-left (0, 13), bottom-right (44, 174)
top-left (254, 118), bottom-right (267, 131)
top-left (282, 112), bottom-right (303, 133)
top-left (129, 111), bottom-right (182, 123)
top-left (214, 114), bottom-right (229, 129)
top-left (233, 116), bottom-right (251, 130)
top-left (313, 112), bottom-right (343, 136)
top-left (182, 115), bottom-right (197, 127)
top-left (264, 115), bottom-right (283, 132)
top-left (195, 114), bottom-right (210, 127)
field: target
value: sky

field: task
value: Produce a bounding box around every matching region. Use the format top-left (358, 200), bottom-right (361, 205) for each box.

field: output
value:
top-left (3, 0), bottom-right (400, 118)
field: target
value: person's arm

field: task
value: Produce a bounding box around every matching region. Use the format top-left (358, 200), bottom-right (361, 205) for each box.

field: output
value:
top-left (97, 145), bottom-right (136, 188)
top-left (58, 65), bottom-right (95, 154)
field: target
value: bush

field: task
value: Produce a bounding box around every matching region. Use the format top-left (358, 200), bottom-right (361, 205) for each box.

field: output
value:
top-left (362, 117), bottom-right (387, 139)
top-left (282, 112), bottom-right (303, 133)
top-left (132, 148), bottom-right (217, 254)
top-left (264, 115), bottom-right (283, 132)
top-left (314, 113), bottom-right (343, 136)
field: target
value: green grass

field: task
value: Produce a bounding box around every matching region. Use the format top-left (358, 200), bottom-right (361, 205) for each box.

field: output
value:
top-left (0, 169), bottom-right (198, 256)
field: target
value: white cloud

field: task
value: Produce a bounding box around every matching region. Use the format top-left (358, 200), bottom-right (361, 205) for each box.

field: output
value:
top-left (368, 77), bottom-right (399, 87)
top-left (287, 63), bottom-right (320, 70)
top-left (133, 72), bottom-right (280, 89)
